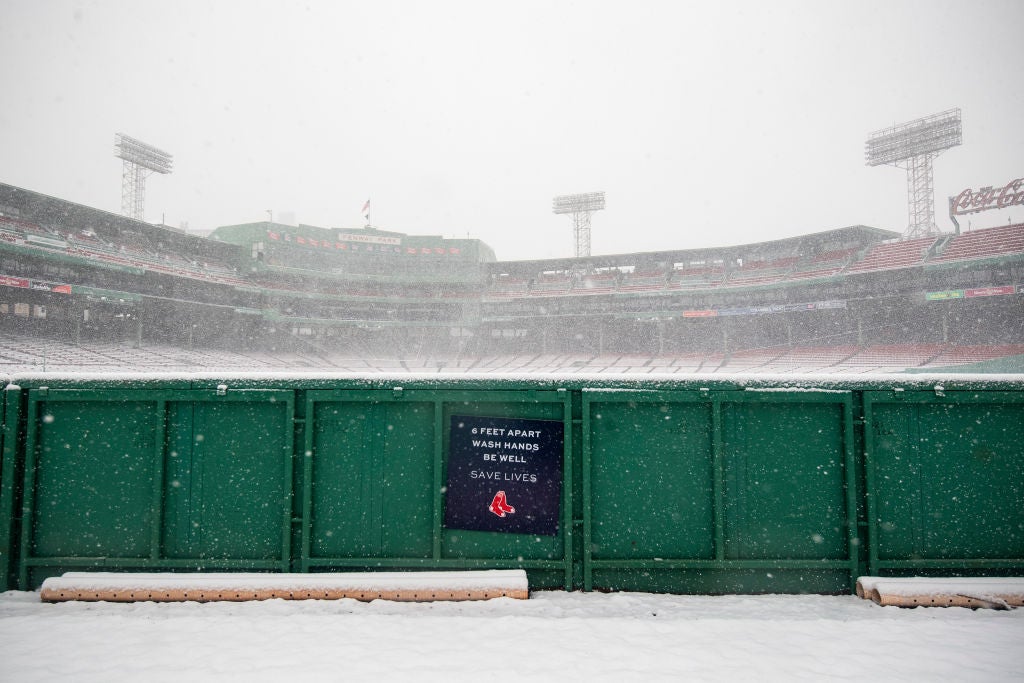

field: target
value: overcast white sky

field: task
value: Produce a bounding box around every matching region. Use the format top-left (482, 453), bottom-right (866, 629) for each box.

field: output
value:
top-left (1, 0), bottom-right (1022, 260)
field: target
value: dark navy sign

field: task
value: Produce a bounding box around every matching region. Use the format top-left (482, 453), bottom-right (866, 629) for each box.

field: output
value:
top-left (444, 415), bottom-right (564, 536)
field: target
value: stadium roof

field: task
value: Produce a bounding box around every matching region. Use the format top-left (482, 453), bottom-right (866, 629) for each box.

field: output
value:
top-left (0, 182), bottom-right (237, 259)
top-left (490, 225), bottom-right (900, 271)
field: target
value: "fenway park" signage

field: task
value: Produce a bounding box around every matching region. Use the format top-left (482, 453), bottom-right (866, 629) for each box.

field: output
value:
top-left (444, 415), bottom-right (564, 536)
top-left (335, 231), bottom-right (402, 246)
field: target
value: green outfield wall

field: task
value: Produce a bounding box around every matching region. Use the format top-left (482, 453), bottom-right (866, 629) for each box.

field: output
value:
top-left (1, 375), bottom-right (1021, 593)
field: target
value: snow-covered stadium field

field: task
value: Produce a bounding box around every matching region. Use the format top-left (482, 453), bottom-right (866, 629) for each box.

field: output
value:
top-left (2, 590), bottom-right (1022, 681)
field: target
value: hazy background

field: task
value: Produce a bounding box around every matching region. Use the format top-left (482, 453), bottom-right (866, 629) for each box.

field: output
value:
top-left (1, 0), bottom-right (1021, 261)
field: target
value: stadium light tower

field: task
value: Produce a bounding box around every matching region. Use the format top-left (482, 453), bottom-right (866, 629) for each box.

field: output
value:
top-left (865, 108), bottom-right (961, 239)
top-left (553, 192), bottom-right (605, 257)
top-left (114, 133), bottom-right (173, 221)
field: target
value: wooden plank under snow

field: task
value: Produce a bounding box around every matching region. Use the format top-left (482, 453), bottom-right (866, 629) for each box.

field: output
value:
top-left (40, 570), bottom-right (529, 603)
top-left (856, 576), bottom-right (1024, 609)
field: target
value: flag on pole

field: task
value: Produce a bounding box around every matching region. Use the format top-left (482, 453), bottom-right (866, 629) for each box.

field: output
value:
top-left (361, 199), bottom-right (371, 223)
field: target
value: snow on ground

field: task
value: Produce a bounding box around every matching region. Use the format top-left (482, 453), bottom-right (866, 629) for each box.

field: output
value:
top-left (2, 590), bottom-right (1023, 682)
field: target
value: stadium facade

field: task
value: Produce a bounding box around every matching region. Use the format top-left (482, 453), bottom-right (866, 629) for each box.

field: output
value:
top-left (0, 181), bottom-right (1022, 372)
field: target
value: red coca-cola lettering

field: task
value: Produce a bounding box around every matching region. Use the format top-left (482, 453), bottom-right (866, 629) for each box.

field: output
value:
top-left (952, 178), bottom-right (1024, 215)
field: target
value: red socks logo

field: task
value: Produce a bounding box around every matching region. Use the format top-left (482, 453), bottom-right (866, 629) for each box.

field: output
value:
top-left (489, 490), bottom-right (515, 517)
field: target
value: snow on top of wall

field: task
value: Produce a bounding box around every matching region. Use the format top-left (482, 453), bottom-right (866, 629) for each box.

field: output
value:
top-left (4, 369), bottom-right (1023, 390)
top-left (857, 576), bottom-right (1024, 596)
top-left (42, 570), bottom-right (529, 594)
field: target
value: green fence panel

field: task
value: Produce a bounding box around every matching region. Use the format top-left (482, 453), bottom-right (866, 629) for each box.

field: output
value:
top-left (721, 399), bottom-right (851, 562)
top-left (583, 389), bottom-right (859, 593)
top-left (17, 388), bottom-right (293, 589)
top-left (585, 392), bottom-right (715, 564)
top-left (0, 384), bottom-right (18, 590)
top-left (864, 390), bottom-right (1024, 575)
top-left (305, 399), bottom-right (435, 560)
top-left (32, 397), bottom-right (156, 559)
top-left (302, 389), bottom-right (573, 589)
top-left (162, 398), bottom-right (293, 561)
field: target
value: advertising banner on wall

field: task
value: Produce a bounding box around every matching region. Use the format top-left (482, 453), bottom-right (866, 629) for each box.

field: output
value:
top-left (965, 285), bottom-right (1016, 298)
top-left (0, 275), bottom-right (29, 289)
top-left (0, 275), bottom-right (72, 294)
top-left (926, 285), bottom-right (1016, 301)
top-left (926, 290), bottom-right (965, 300)
top-left (444, 415), bottom-right (564, 536)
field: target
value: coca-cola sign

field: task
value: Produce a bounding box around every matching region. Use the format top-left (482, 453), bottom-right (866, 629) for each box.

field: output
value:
top-left (951, 178), bottom-right (1024, 215)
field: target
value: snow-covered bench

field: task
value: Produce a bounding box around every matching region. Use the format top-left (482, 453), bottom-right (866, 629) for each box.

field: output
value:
top-left (40, 570), bottom-right (528, 603)
top-left (856, 576), bottom-right (1024, 609)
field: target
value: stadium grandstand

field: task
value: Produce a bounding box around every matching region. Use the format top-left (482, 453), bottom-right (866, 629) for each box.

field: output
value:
top-left (1, 181), bottom-right (1022, 374)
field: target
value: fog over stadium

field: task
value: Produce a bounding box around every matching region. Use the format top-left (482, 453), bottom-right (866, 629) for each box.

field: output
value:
top-left (1, 0), bottom-right (1022, 261)
top-left (1, 8), bottom-right (1023, 678)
